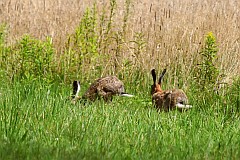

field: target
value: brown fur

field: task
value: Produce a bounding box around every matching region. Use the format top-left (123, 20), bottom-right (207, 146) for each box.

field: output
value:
top-left (72, 76), bottom-right (127, 103)
top-left (151, 69), bottom-right (191, 112)
top-left (152, 89), bottom-right (189, 111)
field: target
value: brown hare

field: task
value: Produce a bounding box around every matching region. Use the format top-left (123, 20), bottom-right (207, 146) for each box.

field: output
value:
top-left (71, 76), bottom-right (134, 103)
top-left (151, 69), bottom-right (192, 112)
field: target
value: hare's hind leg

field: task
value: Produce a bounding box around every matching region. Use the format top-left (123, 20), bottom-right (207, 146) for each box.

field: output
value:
top-left (97, 88), bottom-right (113, 102)
top-left (103, 92), bottom-right (114, 102)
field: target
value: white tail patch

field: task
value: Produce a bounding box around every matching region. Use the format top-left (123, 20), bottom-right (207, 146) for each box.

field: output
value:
top-left (120, 93), bottom-right (134, 97)
top-left (176, 103), bottom-right (192, 109)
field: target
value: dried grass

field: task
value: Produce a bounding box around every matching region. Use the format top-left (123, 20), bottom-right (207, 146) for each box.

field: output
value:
top-left (1, 0), bottom-right (239, 80)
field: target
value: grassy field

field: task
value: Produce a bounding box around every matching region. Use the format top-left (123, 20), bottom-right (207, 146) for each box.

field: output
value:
top-left (0, 0), bottom-right (240, 159)
top-left (0, 79), bottom-right (239, 159)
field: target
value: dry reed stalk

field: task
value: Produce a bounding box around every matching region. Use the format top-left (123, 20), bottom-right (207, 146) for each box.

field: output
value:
top-left (0, 0), bottom-right (239, 84)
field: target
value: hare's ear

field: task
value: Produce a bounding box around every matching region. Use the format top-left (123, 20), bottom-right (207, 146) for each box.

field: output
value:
top-left (72, 80), bottom-right (81, 98)
top-left (158, 69), bottom-right (167, 85)
top-left (151, 69), bottom-right (157, 85)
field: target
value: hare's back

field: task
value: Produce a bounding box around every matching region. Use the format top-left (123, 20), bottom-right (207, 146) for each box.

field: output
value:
top-left (169, 89), bottom-right (188, 104)
top-left (98, 76), bottom-right (125, 93)
top-left (84, 76), bottom-right (124, 95)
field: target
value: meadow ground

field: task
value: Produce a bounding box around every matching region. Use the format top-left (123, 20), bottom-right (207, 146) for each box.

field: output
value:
top-left (0, 79), bottom-right (239, 160)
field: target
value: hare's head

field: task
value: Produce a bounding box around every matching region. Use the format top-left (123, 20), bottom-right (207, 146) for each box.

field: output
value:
top-left (151, 69), bottom-right (167, 95)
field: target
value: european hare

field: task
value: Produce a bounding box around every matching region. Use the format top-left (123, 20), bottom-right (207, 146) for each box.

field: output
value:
top-left (71, 76), bottom-right (134, 103)
top-left (151, 69), bottom-right (192, 111)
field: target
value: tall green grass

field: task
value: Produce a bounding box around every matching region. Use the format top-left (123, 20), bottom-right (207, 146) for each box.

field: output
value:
top-left (0, 79), bottom-right (239, 159)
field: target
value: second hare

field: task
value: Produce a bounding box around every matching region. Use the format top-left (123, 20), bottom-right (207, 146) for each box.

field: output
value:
top-left (151, 69), bottom-right (192, 112)
top-left (71, 76), bottom-right (134, 103)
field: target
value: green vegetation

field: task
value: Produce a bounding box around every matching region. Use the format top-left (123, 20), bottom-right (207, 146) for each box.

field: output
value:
top-left (0, 79), bottom-right (239, 160)
top-left (194, 32), bottom-right (221, 91)
top-left (0, 1), bottom-right (240, 159)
